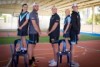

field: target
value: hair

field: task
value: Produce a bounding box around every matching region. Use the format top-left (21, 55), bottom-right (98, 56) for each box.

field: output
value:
top-left (21, 3), bottom-right (28, 13)
top-left (52, 6), bottom-right (57, 10)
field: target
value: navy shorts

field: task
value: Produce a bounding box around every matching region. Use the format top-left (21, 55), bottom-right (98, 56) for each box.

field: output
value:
top-left (70, 31), bottom-right (78, 44)
top-left (63, 32), bottom-right (70, 38)
top-left (49, 34), bottom-right (59, 44)
top-left (17, 29), bottom-right (28, 36)
top-left (29, 34), bottom-right (39, 44)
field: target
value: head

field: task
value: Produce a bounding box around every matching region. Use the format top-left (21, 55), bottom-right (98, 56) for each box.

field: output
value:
top-left (32, 3), bottom-right (39, 11)
top-left (65, 9), bottom-right (70, 16)
top-left (72, 3), bottom-right (78, 12)
top-left (51, 6), bottom-right (57, 14)
top-left (22, 4), bottom-right (28, 12)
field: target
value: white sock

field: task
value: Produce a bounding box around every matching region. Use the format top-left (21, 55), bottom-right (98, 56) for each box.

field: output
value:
top-left (21, 47), bottom-right (24, 50)
top-left (23, 48), bottom-right (27, 50)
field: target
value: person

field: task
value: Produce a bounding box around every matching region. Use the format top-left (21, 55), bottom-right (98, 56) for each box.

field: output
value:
top-left (48, 6), bottom-right (60, 66)
top-left (70, 3), bottom-right (81, 66)
top-left (28, 3), bottom-right (41, 66)
top-left (70, 3), bottom-right (81, 45)
top-left (17, 3), bottom-right (29, 53)
top-left (63, 9), bottom-right (71, 51)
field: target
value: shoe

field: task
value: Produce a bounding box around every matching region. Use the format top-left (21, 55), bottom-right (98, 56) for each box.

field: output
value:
top-left (68, 61), bottom-right (80, 67)
top-left (63, 49), bottom-right (69, 52)
top-left (65, 49), bottom-right (69, 52)
top-left (32, 62), bottom-right (38, 67)
top-left (49, 61), bottom-right (57, 66)
top-left (48, 59), bottom-right (55, 63)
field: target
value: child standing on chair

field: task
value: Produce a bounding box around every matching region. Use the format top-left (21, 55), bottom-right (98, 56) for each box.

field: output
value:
top-left (63, 9), bottom-right (71, 51)
top-left (17, 4), bottom-right (29, 53)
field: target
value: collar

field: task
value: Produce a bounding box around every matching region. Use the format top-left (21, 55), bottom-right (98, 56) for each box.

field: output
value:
top-left (52, 13), bottom-right (57, 16)
top-left (72, 11), bottom-right (79, 14)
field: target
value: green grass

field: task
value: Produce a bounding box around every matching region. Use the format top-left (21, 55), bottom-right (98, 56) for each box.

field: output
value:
top-left (0, 34), bottom-right (100, 44)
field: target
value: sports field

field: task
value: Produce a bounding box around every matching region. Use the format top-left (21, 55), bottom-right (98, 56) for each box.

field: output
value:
top-left (0, 32), bottom-right (100, 67)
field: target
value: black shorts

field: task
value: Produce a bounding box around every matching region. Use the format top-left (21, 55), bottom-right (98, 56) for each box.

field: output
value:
top-left (29, 34), bottom-right (39, 44)
top-left (63, 32), bottom-right (70, 38)
top-left (17, 29), bottom-right (28, 36)
top-left (49, 34), bottom-right (59, 44)
top-left (70, 31), bottom-right (78, 44)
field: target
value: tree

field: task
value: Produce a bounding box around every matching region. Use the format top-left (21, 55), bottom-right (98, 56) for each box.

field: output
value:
top-left (95, 14), bottom-right (100, 25)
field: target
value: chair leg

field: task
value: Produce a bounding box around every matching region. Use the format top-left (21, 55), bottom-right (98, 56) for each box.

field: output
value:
top-left (13, 56), bottom-right (17, 67)
top-left (24, 54), bottom-right (28, 67)
top-left (67, 52), bottom-right (70, 64)
top-left (60, 55), bottom-right (62, 63)
top-left (56, 53), bottom-right (60, 67)
top-left (16, 55), bottom-right (19, 65)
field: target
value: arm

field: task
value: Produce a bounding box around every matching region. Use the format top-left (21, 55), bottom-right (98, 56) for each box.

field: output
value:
top-left (38, 24), bottom-right (41, 32)
top-left (32, 19), bottom-right (40, 34)
top-left (48, 15), bottom-right (60, 34)
top-left (71, 13), bottom-right (79, 32)
top-left (48, 22), bottom-right (58, 34)
top-left (77, 15), bottom-right (81, 34)
top-left (64, 23), bottom-right (70, 33)
top-left (64, 17), bottom-right (71, 33)
top-left (19, 13), bottom-right (29, 29)
top-left (19, 19), bottom-right (28, 29)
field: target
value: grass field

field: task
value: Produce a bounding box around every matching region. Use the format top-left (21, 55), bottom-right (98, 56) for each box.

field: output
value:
top-left (0, 34), bottom-right (100, 44)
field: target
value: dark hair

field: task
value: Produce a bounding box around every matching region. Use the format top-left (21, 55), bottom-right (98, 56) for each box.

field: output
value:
top-left (21, 3), bottom-right (28, 13)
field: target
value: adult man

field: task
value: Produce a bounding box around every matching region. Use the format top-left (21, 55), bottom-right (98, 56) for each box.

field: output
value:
top-left (70, 3), bottom-right (81, 45)
top-left (28, 3), bottom-right (41, 66)
top-left (70, 3), bottom-right (81, 66)
top-left (48, 6), bottom-right (60, 66)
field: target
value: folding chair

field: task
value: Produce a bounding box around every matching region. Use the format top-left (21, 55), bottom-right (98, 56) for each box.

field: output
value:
top-left (53, 39), bottom-right (73, 67)
top-left (10, 39), bottom-right (29, 67)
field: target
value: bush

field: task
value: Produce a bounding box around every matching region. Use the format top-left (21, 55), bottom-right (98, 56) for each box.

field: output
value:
top-left (95, 14), bottom-right (100, 25)
top-left (86, 14), bottom-right (100, 25)
top-left (86, 16), bottom-right (92, 24)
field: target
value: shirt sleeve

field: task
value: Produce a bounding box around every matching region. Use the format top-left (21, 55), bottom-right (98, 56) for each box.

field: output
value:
top-left (67, 17), bottom-right (71, 23)
top-left (30, 13), bottom-right (35, 20)
top-left (26, 13), bottom-right (30, 19)
top-left (54, 15), bottom-right (60, 23)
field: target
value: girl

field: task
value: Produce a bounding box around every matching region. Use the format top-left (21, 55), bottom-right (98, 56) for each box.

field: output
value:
top-left (17, 4), bottom-right (29, 53)
top-left (63, 9), bottom-right (71, 51)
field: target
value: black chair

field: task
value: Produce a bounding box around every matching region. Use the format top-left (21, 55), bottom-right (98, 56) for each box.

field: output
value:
top-left (10, 39), bottom-right (29, 67)
top-left (53, 39), bottom-right (73, 67)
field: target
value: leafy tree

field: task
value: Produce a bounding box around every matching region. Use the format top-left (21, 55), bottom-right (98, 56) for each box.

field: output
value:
top-left (95, 14), bottom-right (100, 25)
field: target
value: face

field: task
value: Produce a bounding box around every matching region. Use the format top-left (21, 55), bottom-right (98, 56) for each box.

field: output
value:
top-left (65, 9), bottom-right (70, 16)
top-left (33, 5), bottom-right (39, 11)
top-left (22, 5), bottom-right (28, 12)
top-left (72, 6), bottom-right (78, 12)
top-left (51, 7), bottom-right (57, 14)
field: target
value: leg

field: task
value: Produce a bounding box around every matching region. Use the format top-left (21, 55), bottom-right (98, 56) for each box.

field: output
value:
top-left (49, 36), bottom-right (59, 67)
top-left (70, 32), bottom-right (78, 66)
top-left (28, 44), bottom-right (33, 65)
top-left (51, 43), bottom-right (58, 62)
top-left (21, 36), bottom-right (27, 48)
top-left (65, 38), bottom-right (70, 51)
top-left (32, 34), bottom-right (39, 62)
top-left (32, 45), bottom-right (36, 62)
top-left (28, 34), bottom-right (38, 66)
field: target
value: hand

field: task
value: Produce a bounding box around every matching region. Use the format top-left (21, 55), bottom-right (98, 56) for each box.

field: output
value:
top-left (18, 26), bottom-right (22, 30)
top-left (38, 31), bottom-right (41, 36)
top-left (47, 31), bottom-right (51, 36)
top-left (78, 34), bottom-right (80, 40)
top-left (63, 31), bottom-right (66, 34)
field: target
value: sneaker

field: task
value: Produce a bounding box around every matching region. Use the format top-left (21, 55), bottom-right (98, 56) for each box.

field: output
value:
top-left (63, 49), bottom-right (69, 52)
top-left (68, 61), bottom-right (80, 67)
top-left (66, 49), bottom-right (69, 51)
top-left (48, 59), bottom-right (55, 63)
top-left (49, 61), bottom-right (57, 67)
